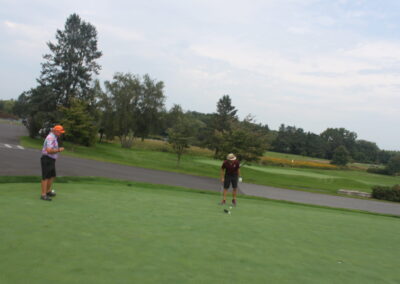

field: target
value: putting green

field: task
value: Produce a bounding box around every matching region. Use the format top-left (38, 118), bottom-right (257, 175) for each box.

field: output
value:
top-left (1, 178), bottom-right (399, 284)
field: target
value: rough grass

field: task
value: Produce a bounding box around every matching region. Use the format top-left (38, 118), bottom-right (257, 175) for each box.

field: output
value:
top-left (20, 137), bottom-right (400, 194)
top-left (1, 177), bottom-right (399, 284)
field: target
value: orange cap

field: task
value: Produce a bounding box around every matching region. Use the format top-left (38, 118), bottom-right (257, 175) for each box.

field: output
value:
top-left (53, 125), bottom-right (65, 133)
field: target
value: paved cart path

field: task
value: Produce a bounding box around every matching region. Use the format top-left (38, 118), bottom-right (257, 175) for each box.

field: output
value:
top-left (1, 122), bottom-right (399, 216)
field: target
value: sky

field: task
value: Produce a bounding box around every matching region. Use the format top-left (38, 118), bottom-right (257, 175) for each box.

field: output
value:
top-left (1, 0), bottom-right (400, 150)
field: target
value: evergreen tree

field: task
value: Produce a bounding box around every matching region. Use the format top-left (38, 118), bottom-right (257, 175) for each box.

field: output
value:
top-left (38, 13), bottom-right (102, 107)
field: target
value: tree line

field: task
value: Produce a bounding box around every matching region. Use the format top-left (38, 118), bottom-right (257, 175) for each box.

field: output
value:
top-left (4, 13), bottom-right (400, 171)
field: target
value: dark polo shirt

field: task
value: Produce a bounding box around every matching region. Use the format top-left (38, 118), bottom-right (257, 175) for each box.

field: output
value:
top-left (221, 160), bottom-right (240, 175)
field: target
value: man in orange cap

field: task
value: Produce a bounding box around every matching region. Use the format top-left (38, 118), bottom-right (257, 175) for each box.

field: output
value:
top-left (40, 125), bottom-right (65, 201)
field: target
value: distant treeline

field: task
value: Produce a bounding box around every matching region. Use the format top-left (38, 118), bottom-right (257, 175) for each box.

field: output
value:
top-left (3, 91), bottom-right (398, 166)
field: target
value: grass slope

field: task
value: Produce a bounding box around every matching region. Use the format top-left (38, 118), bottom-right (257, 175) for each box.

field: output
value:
top-left (21, 137), bottom-right (400, 194)
top-left (1, 177), bottom-right (399, 284)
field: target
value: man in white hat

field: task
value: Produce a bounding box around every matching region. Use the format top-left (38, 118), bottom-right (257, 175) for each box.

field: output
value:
top-left (220, 153), bottom-right (241, 206)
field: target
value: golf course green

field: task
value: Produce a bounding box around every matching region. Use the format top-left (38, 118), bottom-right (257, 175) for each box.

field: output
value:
top-left (1, 177), bottom-right (399, 283)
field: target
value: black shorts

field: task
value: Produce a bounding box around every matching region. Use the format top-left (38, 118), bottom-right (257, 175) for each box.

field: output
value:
top-left (224, 174), bottom-right (238, 189)
top-left (41, 155), bottom-right (56, 180)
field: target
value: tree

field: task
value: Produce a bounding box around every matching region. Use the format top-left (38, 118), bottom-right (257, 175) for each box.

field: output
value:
top-left (60, 99), bottom-right (97, 146)
top-left (0, 99), bottom-right (15, 114)
top-left (214, 95), bottom-right (238, 132)
top-left (320, 128), bottom-right (357, 159)
top-left (304, 132), bottom-right (326, 158)
top-left (272, 124), bottom-right (307, 155)
top-left (104, 73), bottom-right (141, 148)
top-left (385, 155), bottom-right (400, 175)
top-left (206, 95), bottom-right (238, 157)
top-left (135, 74), bottom-right (166, 140)
top-left (331, 146), bottom-right (350, 166)
top-left (216, 116), bottom-right (267, 165)
top-left (167, 105), bottom-right (194, 166)
top-left (353, 140), bottom-right (379, 163)
top-left (14, 86), bottom-right (59, 137)
top-left (38, 13), bottom-right (102, 107)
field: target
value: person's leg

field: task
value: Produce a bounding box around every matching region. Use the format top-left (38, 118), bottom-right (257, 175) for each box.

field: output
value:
top-left (232, 175), bottom-right (238, 206)
top-left (46, 177), bottom-right (54, 193)
top-left (232, 188), bottom-right (237, 200)
top-left (223, 188), bottom-right (228, 201)
top-left (221, 175), bottom-right (231, 204)
top-left (40, 156), bottom-right (53, 200)
top-left (41, 179), bottom-right (48, 196)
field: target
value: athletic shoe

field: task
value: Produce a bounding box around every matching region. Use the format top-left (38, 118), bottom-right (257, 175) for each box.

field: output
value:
top-left (40, 195), bottom-right (52, 201)
top-left (232, 199), bottom-right (237, 207)
top-left (219, 200), bottom-right (226, 205)
top-left (47, 190), bottom-right (56, 197)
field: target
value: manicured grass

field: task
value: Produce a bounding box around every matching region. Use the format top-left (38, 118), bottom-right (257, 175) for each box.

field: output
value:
top-left (21, 137), bottom-right (400, 194)
top-left (0, 177), bottom-right (399, 284)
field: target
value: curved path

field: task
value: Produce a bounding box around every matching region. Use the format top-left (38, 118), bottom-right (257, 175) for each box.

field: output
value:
top-left (1, 122), bottom-right (399, 216)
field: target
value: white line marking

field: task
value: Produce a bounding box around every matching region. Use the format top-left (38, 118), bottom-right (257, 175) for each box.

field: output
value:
top-left (5, 144), bottom-right (11, 148)
top-left (17, 145), bottom-right (24, 150)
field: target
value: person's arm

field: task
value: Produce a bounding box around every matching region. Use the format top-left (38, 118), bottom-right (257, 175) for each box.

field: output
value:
top-left (46, 147), bottom-right (64, 154)
top-left (45, 137), bottom-right (64, 154)
top-left (220, 168), bottom-right (225, 182)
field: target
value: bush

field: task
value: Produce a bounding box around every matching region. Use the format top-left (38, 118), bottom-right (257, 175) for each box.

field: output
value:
top-left (386, 155), bottom-right (400, 175)
top-left (331, 145), bottom-right (350, 166)
top-left (372, 184), bottom-right (400, 202)
top-left (260, 156), bottom-right (338, 170)
top-left (367, 167), bottom-right (389, 175)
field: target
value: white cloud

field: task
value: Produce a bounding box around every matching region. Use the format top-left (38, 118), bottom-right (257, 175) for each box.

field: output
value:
top-left (3, 20), bottom-right (51, 41)
top-left (97, 24), bottom-right (144, 42)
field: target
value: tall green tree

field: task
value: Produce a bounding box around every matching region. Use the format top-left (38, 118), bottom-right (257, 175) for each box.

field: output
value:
top-left (104, 73), bottom-right (141, 148)
top-left (320, 128), bottom-right (357, 159)
top-left (14, 86), bottom-right (59, 137)
top-left (135, 74), bottom-right (166, 140)
top-left (167, 105), bottom-right (194, 166)
top-left (15, 14), bottom-right (102, 143)
top-left (272, 124), bottom-right (307, 155)
top-left (218, 117), bottom-right (268, 164)
top-left (206, 95), bottom-right (238, 157)
top-left (38, 13), bottom-right (102, 107)
top-left (353, 140), bottom-right (379, 163)
top-left (331, 145), bottom-right (350, 166)
top-left (214, 95), bottom-right (238, 132)
top-left (60, 99), bottom-right (98, 146)
top-left (385, 155), bottom-right (400, 175)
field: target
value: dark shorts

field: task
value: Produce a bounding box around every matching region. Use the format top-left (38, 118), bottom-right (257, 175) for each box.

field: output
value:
top-left (41, 155), bottom-right (56, 180)
top-left (224, 174), bottom-right (238, 189)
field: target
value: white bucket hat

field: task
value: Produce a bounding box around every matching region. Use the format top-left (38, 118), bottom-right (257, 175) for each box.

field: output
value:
top-left (227, 153), bottom-right (236, 161)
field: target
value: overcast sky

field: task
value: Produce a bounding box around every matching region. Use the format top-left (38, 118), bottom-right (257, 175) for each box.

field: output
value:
top-left (1, 0), bottom-right (400, 150)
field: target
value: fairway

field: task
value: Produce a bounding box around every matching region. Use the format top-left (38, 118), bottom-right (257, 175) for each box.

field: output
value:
top-left (1, 178), bottom-right (399, 284)
top-left (21, 137), bottom-right (400, 194)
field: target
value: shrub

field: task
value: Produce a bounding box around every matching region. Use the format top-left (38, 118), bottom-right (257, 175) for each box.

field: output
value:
top-left (260, 156), bottom-right (338, 170)
top-left (367, 167), bottom-right (389, 175)
top-left (331, 145), bottom-right (350, 166)
top-left (386, 155), bottom-right (400, 175)
top-left (372, 184), bottom-right (400, 202)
